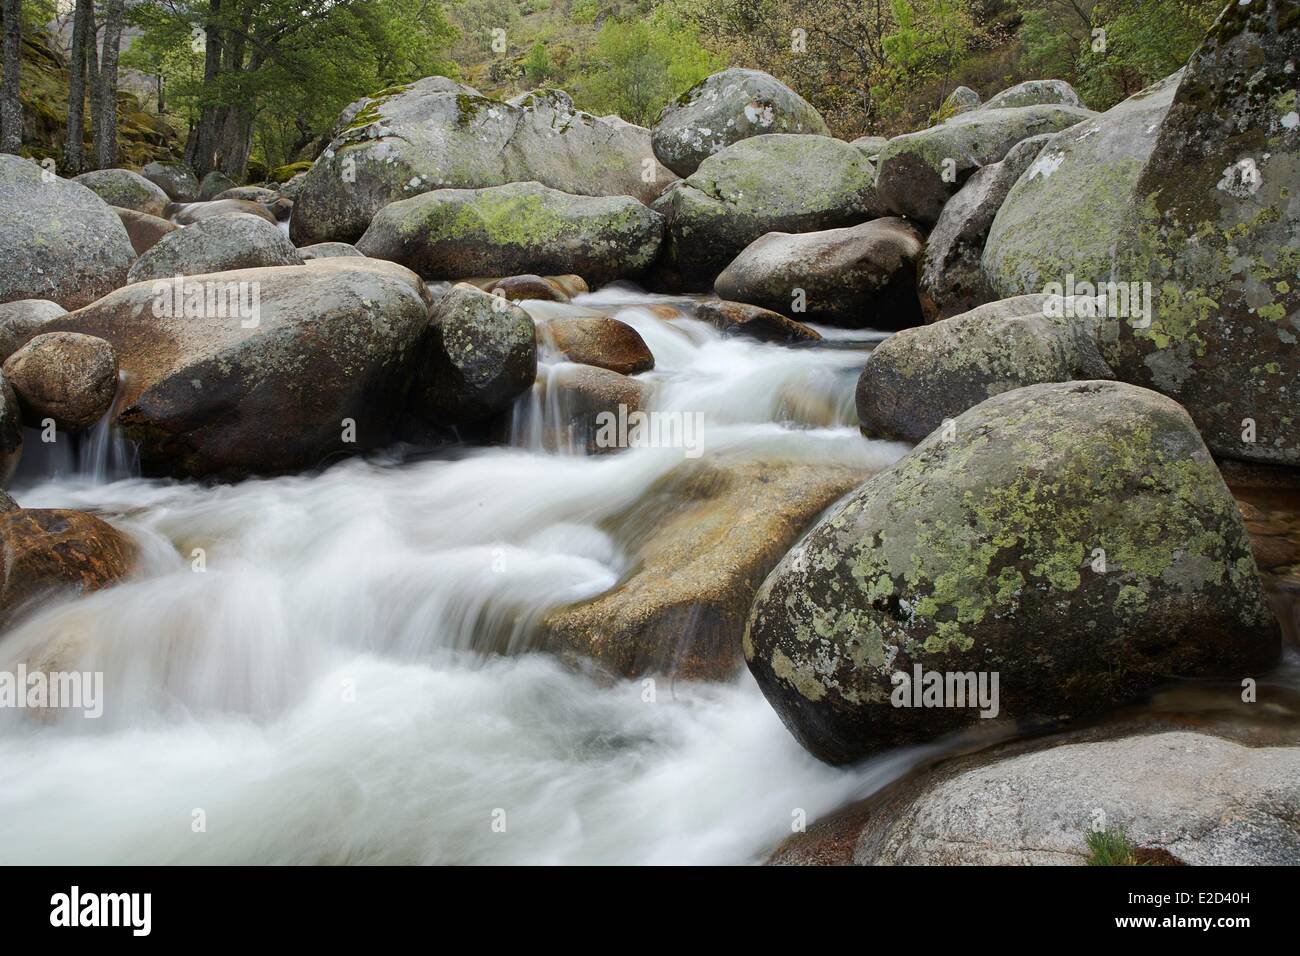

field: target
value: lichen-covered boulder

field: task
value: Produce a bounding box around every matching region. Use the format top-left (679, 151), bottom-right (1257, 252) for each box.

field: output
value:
top-left (652, 134), bottom-right (881, 290)
top-left (0, 155), bottom-right (135, 309)
top-left (714, 217), bottom-right (924, 327)
top-left (356, 182), bottom-right (663, 286)
top-left (856, 294), bottom-right (1114, 442)
top-left (198, 170), bottom-right (238, 201)
top-left (874, 103), bottom-right (1095, 223)
top-left (1107, 0), bottom-right (1300, 465)
top-left (297, 242), bottom-right (365, 261)
top-left (0, 299), bottom-right (65, 362)
top-left (849, 135), bottom-right (888, 158)
top-left (919, 134), bottom-right (1053, 320)
top-left (745, 380), bottom-right (1280, 765)
top-left (73, 168), bottom-right (171, 217)
top-left (982, 70), bottom-right (1182, 298)
top-left (113, 206), bottom-right (178, 256)
top-left (127, 213), bottom-right (303, 283)
top-left (0, 509), bottom-right (135, 629)
top-left (651, 69), bottom-right (830, 177)
top-left (980, 79), bottom-right (1084, 111)
top-left (540, 316), bottom-right (654, 375)
top-left (413, 283), bottom-right (537, 428)
top-left (44, 259), bottom-right (434, 479)
top-left (937, 86), bottom-right (981, 119)
top-left (290, 77), bottom-right (674, 245)
top-left (141, 161), bottom-right (199, 202)
top-left (2, 332), bottom-right (119, 433)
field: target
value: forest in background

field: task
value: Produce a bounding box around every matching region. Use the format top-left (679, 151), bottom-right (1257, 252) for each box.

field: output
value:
top-left (0, 0), bottom-right (1226, 180)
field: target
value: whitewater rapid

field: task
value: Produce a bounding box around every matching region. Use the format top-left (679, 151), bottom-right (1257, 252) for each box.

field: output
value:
top-left (0, 286), bottom-right (921, 864)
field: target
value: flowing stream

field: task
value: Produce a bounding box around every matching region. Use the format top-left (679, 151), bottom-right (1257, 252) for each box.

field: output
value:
top-left (3, 285), bottom-right (1297, 864)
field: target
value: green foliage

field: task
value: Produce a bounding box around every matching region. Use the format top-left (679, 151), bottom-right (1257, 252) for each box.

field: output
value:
top-left (570, 0), bottom-right (600, 23)
top-left (1085, 827), bottom-right (1144, 865)
top-left (524, 40), bottom-right (552, 84)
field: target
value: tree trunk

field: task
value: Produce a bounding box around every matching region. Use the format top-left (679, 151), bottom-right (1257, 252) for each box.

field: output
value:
top-left (185, 0), bottom-right (224, 176)
top-left (93, 0), bottom-right (124, 169)
top-left (85, 13), bottom-right (100, 167)
top-left (0, 0), bottom-right (22, 154)
top-left (64, 0), bottom-right (94, 173)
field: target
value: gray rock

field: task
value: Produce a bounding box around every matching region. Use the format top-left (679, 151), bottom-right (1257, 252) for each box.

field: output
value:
top-left (127, 214), bottom-right (303, 283)
top-left (0, 155), bottom-right (135, 309)
top-left (168, 199), bottom-right (278, 225)
top-left (2, 331), bottom-right (118, 432)
top-left (141, 162), bottom-right (199, 202)
top-left (653, 134), bottom-right (880, 290)
top-left (938, 85), bottom-right (981, 118)
top-left (413, 283), bottom-right (536, 428)
top-left (297, 242), bottom-right (366, 260)
top-left (849, 135), bottom-right (888, 158)
top-left (290, 78), bottom-right (675, 245)
top-left (745, 380), bottom-right (1280, 765)
top-left (875, 104), bottom-right (1096, 223)
top-left (979, 79), bottom-right (1084, 111)
top-left (651, 68), bottom-right (830, 177)
top-left (856, 294), bottom-right (1114, 442)
top-left (854, 732), bottom-right (1300, 865)
top-left (73, 168), bottom-right (171, 217)
top-left (919, 133), bottom-right (1053, 319)
top-left (45, 259), bottom-right (434, 478)
top-left (714, 217), bottom-right (924, 327)
top-left (982, 70), bottom-right (1182, 300)
top-left (356, 181), bottom-right (663, 287)
top-left (198, 170), bottom-right (239, 201)
top-left (0, 299), bottom-right (66, 362)
top-left (1107, 1), bottom-right (1300, 466)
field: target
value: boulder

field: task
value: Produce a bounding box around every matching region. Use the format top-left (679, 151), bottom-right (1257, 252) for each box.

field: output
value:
top-left (169, 199), bottom-right (278, 225)
top-left (198, 170), bottom-right (238, 201)
top-left (0, 155), bottom-right (135, 310)
top-left (874, 103), bottom-right (1095, 223)
top-left (541, 459), bottom-right (868, 679)
top-left (980, 79), bottom-right (1084, 111)
top-left (290, 77), bottom-right (675, 245)
top-left (849, 135), bottom-right (888, 158)
top-left (693, 300), bottom-right (821, 344)
top-left (937, 85), bottom-right (981, 118)
top-left (485, 275), bottom-right (571, 302)
top-left (141, 161), bottom-right (199, 202)
top-left (214, 185), bottom-right (280, 204)
top-left (113, 206), bottom-right (179, 256)
top-left (297, 242), bottom-right (365, 260)
top-left (982, 70), bottom-right (1183, 299)
top-left (44, 259), bottom-right (433, 478)
top-left (543, 363), bottom-right (650, 454)
top-left (413, 283), bottom-right (537, 428)
top-left (651, 68), bottom-right (830, 177)
top-left (72, 168), bottom-right (171, 217)
top-left (356, 181), bottom-right (663, 287)
top-left (714, 217), bottom-right (924, 328)
top-left (0, 299), bottom-right (66, 362)
top-left (0, 509), bottom-right (135, 629)
top-left (0, 372), bottom-right (21, 484)
top-left (540, 316), bottom-right (654, 374)
top-left (745, 380), bottom-right (1280, 765)
top-left (856, 294), bottom-right (1114, 442)
top-left (653, 134), bottom-right (881, 290)
top-left (127, 214), bottom-right (303, 284)
top-left (2, 332), bottom-right (119, 433)
top-left (852, 731), bottom-right (1300, 865)
top-left (1107, 0), bottom-right (1300, 466)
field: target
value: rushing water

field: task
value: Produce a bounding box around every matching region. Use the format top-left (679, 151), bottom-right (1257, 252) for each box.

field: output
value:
top-left (0, 285), bottom-right (944, 864)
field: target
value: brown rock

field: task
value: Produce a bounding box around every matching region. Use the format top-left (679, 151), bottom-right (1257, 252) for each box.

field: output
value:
top-left (485, 274), bottom-right (571, 303)
top-left (546, 364), bottom-right (650, 454)
top-left (541, 317), bottom-right (654, 375)
top-left (693, 300), bottom-right (821, 343)
top-left (3, 332), bottom-right (119, 433)
top-left (113, 205), bottom-right (178, 255)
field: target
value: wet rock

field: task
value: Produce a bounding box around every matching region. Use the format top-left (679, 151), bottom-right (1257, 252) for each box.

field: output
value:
top-left (651, 68), bottom-right (830, 177)
top-left (169, 199), bottom-right (278, 225)
top-left (693, 300), bottom-right (821, 343)
top-left (545, 363), bottom-right (650, 454)
top-left (113, 206), bottom-right (179, 256)
top-left (746, 380), bottom-right (1280, 765)
top-left (414, 283), bottom-right (537, 429)
top-left (714, 217), bottom-right (924, 328)
top-left (874, 103), bottom-right (1095, 224)
top-left (0, 509), bottom-right (136, 629)
top-left (290, 77), bottom-right (674, 245)
top-left (141, 161), bottom-right (199, 202)
top-left (0, 299), bottom-right (66, 362)
top-left (127, 213), bottom-right (303, 283)
top-left (356, 181), bottom-right (663, 287)
top-left (198, 170), bottom-right (238, 201)
top-left (856, 294), bottom-right (1114, 442)
top-left (0, 155), bottom-right (135, 309)
top-left (541, 317), bottom-right (654, 375)
top-left (45, 259), bottom-right (433, 479)
top-left (919, 133), bottom-right (1053, 320)
top-left (980, 79), bottom-right (1084, 111)
top-left (2, 332), bottom-right (119, 433)
top-left (652, 134), bottom-right (880, 290)
top-left (72, 168), bottom-right (171, 217)
top-left (542, 459), bottom-right (868, 679)
top-left (853, 731), bottom-right (1300, 865)
top-left (0, 372), bottom-right (21, 484)
top-left (297, 242), bottom-right (365, 261)
top-left (485, 275), bottom-right (571, 303)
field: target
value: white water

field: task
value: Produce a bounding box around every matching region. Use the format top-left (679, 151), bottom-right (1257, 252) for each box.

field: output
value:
top-left (0, 288), bottom-right (916, 865)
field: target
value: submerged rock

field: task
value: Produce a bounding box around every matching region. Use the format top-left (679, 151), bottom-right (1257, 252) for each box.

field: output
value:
top-left (127, 213), bottom-right (303, 283)
top-left (2, 332), bottom-right (119, 433)
top-left (651, 68), bottom-right (830, 177)
top-left (746, 380), bottom-right (1280, 765)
